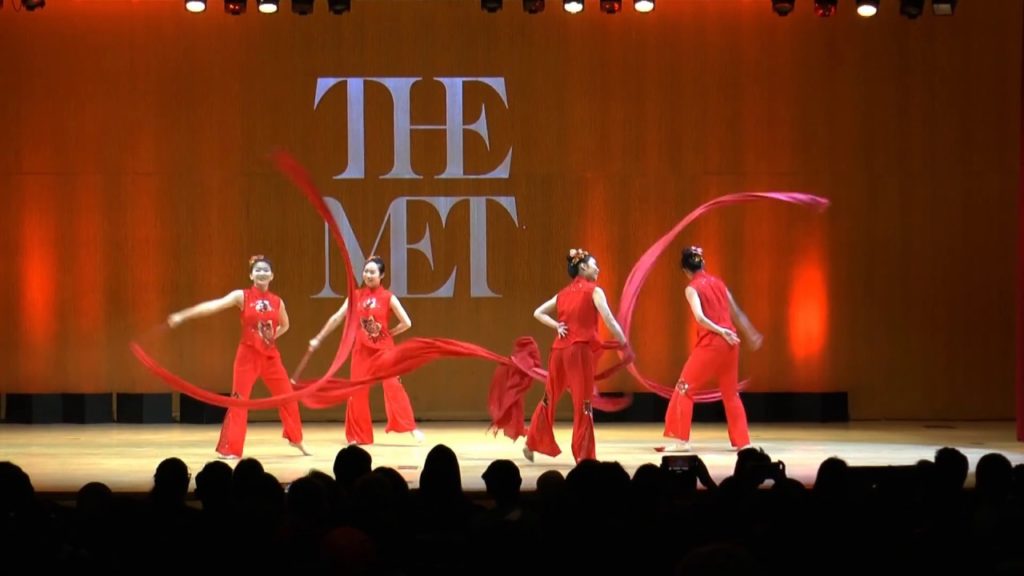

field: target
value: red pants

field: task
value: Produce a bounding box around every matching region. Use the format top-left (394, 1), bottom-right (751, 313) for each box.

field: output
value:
top-left (217, 345), bottom-right (303, 457)
top-left (526, 343), bottom-right (596, 463)
top-left (664, 340), bottom-right (750, 447)
top-left (344, 344), bottom-right (417, 445)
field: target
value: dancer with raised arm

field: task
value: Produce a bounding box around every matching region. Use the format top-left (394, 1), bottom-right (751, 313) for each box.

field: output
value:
top-left (166, 255), bottom-right (309, 459)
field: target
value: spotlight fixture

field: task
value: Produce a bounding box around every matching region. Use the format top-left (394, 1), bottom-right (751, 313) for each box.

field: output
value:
top-left (599, 0), bottom-right (621, 13)
top-left (328, 0), bottom-right (350, 14)
top-left (855, 0), bottom-right (879, 17)
top-left (21, 0), bottom-right (44, 10)
top-left (523, 0), bottom-right (545, 13)
top-left (225, 0), bottom-right (246, 15)
top-left (813, 0), bottom-right (836, 17)
top-left (931, 0), bottom-right (956, 15)
top-left (257, 0), bottom-right (278, 13)
top-left (899, 0), bottom-right (923, 18)
top-left (771, 0), bottom-right (795, 16)
top-left (633, 0), bottom-right (654, 12)
top-left (185, 0), bottom-right (206, 12)
top-left (292, 0), bottom-right (313, 15)
top-left (563, 0), bottom-right (583, 14)
top-left (482, 0), bottom-right (502, 12)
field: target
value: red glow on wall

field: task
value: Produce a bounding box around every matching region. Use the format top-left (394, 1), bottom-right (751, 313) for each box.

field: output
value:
top-left (20, 195), bottom-right (57, 349)
top-left (787, 258), bottom-right (827, 363)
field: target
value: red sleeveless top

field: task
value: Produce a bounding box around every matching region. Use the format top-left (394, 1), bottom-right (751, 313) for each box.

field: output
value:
top-left (688, 271), bottom-right (735, 347)
top-left (354, 286), bottom-right (394, 350)
top-left (553, 277), bottom-right (599, 349)
top-left (240, 286), bottom-right (282, 355)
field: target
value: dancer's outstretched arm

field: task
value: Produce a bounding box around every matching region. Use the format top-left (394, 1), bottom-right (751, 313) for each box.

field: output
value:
top-left (167, 290), bottom-right (244, 328)
top-left (727, 290), bottom-right (762, 351)
top-left (309, 298), bottom-right (349, 350)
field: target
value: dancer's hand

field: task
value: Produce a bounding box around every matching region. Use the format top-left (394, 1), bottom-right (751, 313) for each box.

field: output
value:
top-left (719, 328), bottom-right (740, 346)
top-left (258, 322), bottom-right (274, 346)
top-left (747, 331), bottom-right (763, 351)
top-left (308, 337), bottom-right (320, 351)
top-left (167, 313), bottom-right (184, 329)
top-left (556, 322), bottom-right (568, 338)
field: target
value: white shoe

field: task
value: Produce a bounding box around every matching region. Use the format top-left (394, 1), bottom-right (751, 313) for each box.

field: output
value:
top-left (662, 441), bottom-right (692, 453)
top-left (217, 452), bottom-right (239, 461)
top-left (410, 429), bottom-right (426, 443)
top-left (734, 443), bottom-right (754, 452)
top-left (522, 446), bottom-right (535, 463)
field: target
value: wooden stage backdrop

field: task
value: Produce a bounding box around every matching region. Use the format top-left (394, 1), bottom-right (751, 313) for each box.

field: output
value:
top-left (0, 0), bottom-right (1019, 421)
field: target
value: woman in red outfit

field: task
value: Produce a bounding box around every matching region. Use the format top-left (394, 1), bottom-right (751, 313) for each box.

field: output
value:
top-left (166, 256), bottom-right (309, 459)
top-left (663, 246), bottom-right (762, 452)
top-left (523, 248), bottom-right (629, 464)
top-left (308, 256), bottom-right (424, 446)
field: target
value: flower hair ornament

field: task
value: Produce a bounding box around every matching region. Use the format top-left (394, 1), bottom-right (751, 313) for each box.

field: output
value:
top-left (249, 254), bottom-right (266, 266)
top-left (567, 248), bottom-right (590, 267)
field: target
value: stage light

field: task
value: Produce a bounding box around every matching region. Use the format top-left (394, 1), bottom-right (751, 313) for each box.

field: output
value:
top-left (292, 0), bottom-right (313, 15)
top-left (634, 0), bottom-right (654, 12)
top-left (814, 0), bottom-right (836, 17)
top-left (563, 0), bottom-right (583, 14)
top-left (185, 0), bottom-right (206, 12)
top-left (225, 0), bottom-right (246, 15)
top-left (932, 0), bottom-right (955, 15)
top-left (328, 0), bottom-right (350, 14)
top-left (523, 0), bottom-right (544, 13)
top-left (771, 0), bottom-right (795, 16)
top-left (899, 0), bottom-right (923, 18)
top-left (21, 0), bottom-right (44, 10)
top-left (599, 0), bottom-right (621, 13)
top-left (257, 0), bottom-right (278, 13)
top-left (856, 0), bottom-right (878, 16)
top-left (482, 0), bottom-right (502, 12)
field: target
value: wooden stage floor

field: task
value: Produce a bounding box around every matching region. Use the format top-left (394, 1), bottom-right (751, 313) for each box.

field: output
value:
top-left (2, 421), bottom-right (1022, 494)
